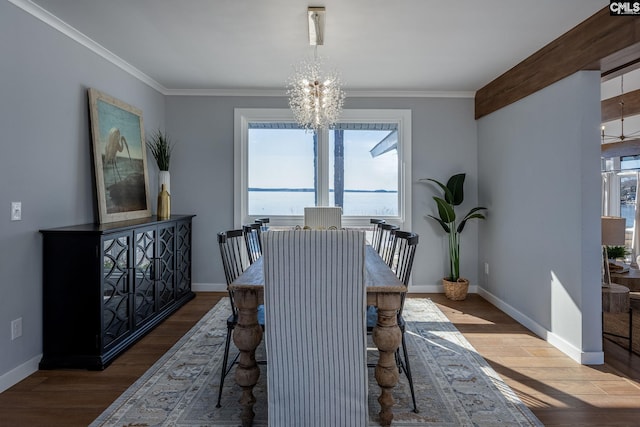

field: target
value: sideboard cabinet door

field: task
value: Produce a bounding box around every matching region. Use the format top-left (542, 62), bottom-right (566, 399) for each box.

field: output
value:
top-left (176, 219), bottom-right (193, 299)
top-left (102, 231), bottom-right (134, 352)
top-left (40, 215), bottom-right (195, 370)
top-left (157, 221), bottom-right (177, 311)
top-left (133, 225), bottom-right (158, 328)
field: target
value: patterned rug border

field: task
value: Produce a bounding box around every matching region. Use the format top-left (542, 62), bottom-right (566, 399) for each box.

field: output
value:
top-left (90, 298), bottom-right (543, 427)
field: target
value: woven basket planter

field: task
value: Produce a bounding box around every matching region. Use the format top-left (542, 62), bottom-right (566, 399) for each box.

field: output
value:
top-left (443, 278), bottom-right (469, 301)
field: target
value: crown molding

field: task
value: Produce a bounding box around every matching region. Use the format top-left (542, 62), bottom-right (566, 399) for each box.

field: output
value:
top-left (12, 0), bottom-right (475, 100)
top-left (346, 90), bottom-right (475, 98)
top-left (164, 88), bottom-right (475, 98)
top-left (163, 88), bottom-right (287, 97)
top-left (9, 0), bottom-right (168, 94)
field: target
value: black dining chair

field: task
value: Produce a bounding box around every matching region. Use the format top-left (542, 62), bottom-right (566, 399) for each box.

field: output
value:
top-left (255, 217), bottom-right (270, 232)
top-left (367, 230), bottom-right (419, 413)
top-left (243, 223), bottom-right (263, 265)
top-left (370, 218), bottom-right (386, 251)
top-left (378, 223), bottom-right (399, 266)
top-left (216, 229), bottom-right (265, 408)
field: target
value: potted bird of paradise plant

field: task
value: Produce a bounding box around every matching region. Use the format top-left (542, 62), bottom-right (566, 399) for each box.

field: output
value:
top-left (422, 173), bottom-right (486, 300)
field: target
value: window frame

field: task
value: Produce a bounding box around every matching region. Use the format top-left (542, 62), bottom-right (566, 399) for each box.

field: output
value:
top-left (234, 108), bottom-right (412, 229)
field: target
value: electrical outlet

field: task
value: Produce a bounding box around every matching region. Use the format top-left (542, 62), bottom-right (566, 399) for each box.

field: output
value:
top-left (11, 202), bottom-right (21, 221)
top-left (484, 262), bottom-right (489, 275)
top-left (11, 318), bottom-right (22, 340)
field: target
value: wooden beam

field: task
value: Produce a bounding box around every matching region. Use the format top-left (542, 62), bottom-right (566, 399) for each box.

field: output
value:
top-left (602, 88), bottom-right (640, 123)
top-left (601, 138), bottom-right (640, 158)
top-left (475, 8), bottom-right (640, 119)
top-left (601, 41), bottom-right (640, 80)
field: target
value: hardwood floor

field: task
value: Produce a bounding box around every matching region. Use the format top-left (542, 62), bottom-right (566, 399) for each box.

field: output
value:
top-left (429, 294), bottom-right (640, 426)
top-left (1, 292), bottom-right (640, 426)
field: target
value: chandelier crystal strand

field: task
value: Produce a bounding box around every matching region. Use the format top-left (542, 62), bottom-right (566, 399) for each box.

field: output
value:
top-left (288, 54), bottom-right (345, 132)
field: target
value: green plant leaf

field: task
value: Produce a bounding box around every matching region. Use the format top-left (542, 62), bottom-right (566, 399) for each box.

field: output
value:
top-left (427, 214), bottom-right (450, 233)
top-left (606, 245), bottom-right (628, 259)
top-left (424, 178), bottom-right (455, 204)
top-left (457, 213), bottom-right (486, 233)
top-left (462, 206), bottom-right (487, 220)
top-left (433, 196), bottom-right (456, 223)
top-left (422, 173), bottom-right (487, 282)
top-left (146, 129), bottom-right (174, 171)
top-left (446, 173), bottom-right (465, 206)
top-left (457, 207), bottom-right (487, 233)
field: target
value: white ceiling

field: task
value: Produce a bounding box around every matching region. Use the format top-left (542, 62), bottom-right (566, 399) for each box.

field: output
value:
top-left (21, 0), bottom-right (608, 95)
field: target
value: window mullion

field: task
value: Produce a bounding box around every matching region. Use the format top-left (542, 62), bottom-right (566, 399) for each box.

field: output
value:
top-left (316, 129), bottom-right (330, 206)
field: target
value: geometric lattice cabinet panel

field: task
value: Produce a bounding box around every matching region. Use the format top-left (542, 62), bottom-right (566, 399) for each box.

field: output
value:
top-left (40, 215), bottom-right (195, 370)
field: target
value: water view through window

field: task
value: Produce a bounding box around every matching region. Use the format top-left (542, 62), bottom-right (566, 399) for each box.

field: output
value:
top-left (247, 125), bottom-right (399, 216)
top-left (620, 156), bottom-right (639, 228)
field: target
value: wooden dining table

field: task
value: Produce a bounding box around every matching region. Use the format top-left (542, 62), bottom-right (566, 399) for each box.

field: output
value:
top-left (229, 245), bottom-right (407, 427)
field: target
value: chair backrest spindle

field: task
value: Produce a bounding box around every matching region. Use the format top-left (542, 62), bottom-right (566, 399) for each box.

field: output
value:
top-left (243, 223), bottom-right (263, 264)
top-left (378, 223), bottom-right (399, 266)
top-left (369, 218), bottom-right (385, 251)
top-left (255, 217), bottom-right (270, 232)
top-left (217, 229), bottom-right (250, 315)
top-left (388, 230), bottom-right (419, 316)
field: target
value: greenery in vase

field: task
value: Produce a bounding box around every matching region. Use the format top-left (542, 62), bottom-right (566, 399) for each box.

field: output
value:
top-left (422, 173), bottom-right (487, 282)
top-left (606, 245), bottom-right (628, 260)
top-left (146, 129), bottom-right (174, 171)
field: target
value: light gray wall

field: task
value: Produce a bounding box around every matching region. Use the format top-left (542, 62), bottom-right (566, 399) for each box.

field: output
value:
top-left (0, 0), bottom-right (604, 389)
top-left (1, 0), bottom-right (480, 387)
top-left (476, 71), bottom-right (602, 362)
top-left (165, 96), bottom-right (479, 289)
top-left (0, 1), bottom-right (165, 386)
top-left (0, 0), bottom-right (606, 388)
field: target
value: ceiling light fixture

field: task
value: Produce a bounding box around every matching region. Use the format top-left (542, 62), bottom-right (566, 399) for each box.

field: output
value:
top-left (287, 7), bottom-right (345, 132)
top-left (602, 75), bottom-right (640, 144)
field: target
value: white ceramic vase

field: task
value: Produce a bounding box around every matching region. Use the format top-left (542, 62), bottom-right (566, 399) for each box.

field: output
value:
top-left (159, 170), bottom-right (170, 195)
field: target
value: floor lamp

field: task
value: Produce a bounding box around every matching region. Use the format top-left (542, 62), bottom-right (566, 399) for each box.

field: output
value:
top-left (602, 216), bottom-right (626, 287)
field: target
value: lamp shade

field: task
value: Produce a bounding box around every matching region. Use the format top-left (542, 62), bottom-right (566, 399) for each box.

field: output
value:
top-left (602, 216), bottom-right (626, 246)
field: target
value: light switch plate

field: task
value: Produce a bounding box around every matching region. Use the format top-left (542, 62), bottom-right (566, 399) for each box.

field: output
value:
top-left (11, 202), bottom-right (21, 221)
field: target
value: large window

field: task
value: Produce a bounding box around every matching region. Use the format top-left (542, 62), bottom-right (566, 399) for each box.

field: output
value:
top-left (234, 109), bottom-right (411, 228)
top-left (602, 155), bottom-right (640, 260)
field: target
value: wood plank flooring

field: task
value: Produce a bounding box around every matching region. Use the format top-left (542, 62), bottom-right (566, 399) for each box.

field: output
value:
top-left (426, 293), bottom-right (640, 426)
top-left (1, 292), bottom-right (639, 426)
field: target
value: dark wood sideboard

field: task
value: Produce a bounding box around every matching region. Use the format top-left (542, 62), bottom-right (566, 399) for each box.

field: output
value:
top-left (39, 215), bottom-right (195, 370)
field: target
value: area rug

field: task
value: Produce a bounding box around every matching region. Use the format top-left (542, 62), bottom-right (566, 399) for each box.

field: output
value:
top-left (90, 298), bottom-right (542, 426)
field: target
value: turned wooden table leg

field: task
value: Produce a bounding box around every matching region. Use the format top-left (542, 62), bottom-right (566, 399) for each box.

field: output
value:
top-left (232, 289), bottom-right (263, 427)
top-left (371, 293), bottom-right (402, 427)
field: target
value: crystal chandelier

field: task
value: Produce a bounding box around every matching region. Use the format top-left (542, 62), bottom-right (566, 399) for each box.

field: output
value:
top-left (287, 7), bottom-right (345, 132)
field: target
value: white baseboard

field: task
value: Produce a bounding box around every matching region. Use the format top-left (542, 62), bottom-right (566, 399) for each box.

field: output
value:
top-left (193, 283), bottom-right (460, 294)
top-left (192, 282), bottom-right (226, 292)
top-left (408, 284), bottom-right (478, 294)
top-left (0, 354), bottom-right (40, 394)
top-left (194, 282), bottom-right (479, 295)
top-left (477, 287), bottom-right (604, 365)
